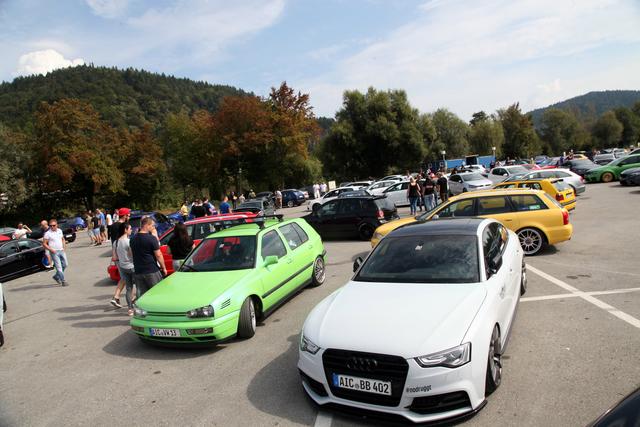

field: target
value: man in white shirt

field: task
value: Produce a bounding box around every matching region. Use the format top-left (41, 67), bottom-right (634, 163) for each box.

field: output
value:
top-left (43, 219), bottom-right (68, 286)
top-left (12, 223), bottom-right (31, 239)
top-left (313, 183), bottom-right (320, 199)
top-left (320, 182), bottom-right (327, 196)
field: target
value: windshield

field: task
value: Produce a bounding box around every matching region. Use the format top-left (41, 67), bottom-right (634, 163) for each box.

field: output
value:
top-left (507, 166), bottom-right (529, 175)
top-left (461, 173), bottom-right (485, 182)
top-left (355, 235), bottom-right (479, 283)
top-left (180, 236), bottom-right (256, 272)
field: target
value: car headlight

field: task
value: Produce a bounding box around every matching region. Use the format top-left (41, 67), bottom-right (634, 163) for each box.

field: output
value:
top-left (415, 343), bottom-right (471, 368)
top-left (187, 305), bottom-right (214, 318)
top-left (134, 307), bottom-right (147, 318)
top-left (373, 231), bottom-right (384, 241)
top-left (300, 333), bottom-right (321, 354)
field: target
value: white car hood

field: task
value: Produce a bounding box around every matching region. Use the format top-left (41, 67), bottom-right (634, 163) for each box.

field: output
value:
top-left (305, 281), bottom-right (487, 359)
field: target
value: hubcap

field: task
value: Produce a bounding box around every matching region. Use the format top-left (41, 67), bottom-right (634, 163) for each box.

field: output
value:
top-left (518, 229), bottom-right (542, 255)
top-left (314, 258), bottom-right (325, 283)
top-left (249, 301), bottom-right (256, 330)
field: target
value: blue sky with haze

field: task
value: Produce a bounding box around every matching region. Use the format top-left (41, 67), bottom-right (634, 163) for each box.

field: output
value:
top-left (1, 0), bottom-right (639, 119)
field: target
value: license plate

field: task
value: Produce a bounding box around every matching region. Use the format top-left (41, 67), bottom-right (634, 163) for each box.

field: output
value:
top-left (149, 328), bottom-right (180, 337)
top-left (332, 373), bottom-right (392, 395)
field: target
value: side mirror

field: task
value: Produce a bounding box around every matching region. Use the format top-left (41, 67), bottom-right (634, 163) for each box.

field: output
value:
top-left (264, 255), bottom-right (279, 267)
top-left (353, 257), bottom-right (363, 273)
top-left (503, 173), bottom-right (508, 177)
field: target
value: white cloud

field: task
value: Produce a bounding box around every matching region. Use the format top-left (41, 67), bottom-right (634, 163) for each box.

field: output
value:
top-left (85, 0), bottom-right (129, 18)
top-left (299, 0), bottom-right (640, 118)
top-left (15, 49), bottom-right (85, 77)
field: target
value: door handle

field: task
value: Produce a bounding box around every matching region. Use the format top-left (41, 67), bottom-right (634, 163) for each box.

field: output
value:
top-left (504, 219), bottom-right (513, 222)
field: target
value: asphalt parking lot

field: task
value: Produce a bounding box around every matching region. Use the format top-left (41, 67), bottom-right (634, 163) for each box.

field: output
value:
top-left (1, 183), bottom-right (639, 427)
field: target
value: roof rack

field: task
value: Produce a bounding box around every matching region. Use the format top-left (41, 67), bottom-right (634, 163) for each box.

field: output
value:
top-left (209, 214), bottom-right (284, 232)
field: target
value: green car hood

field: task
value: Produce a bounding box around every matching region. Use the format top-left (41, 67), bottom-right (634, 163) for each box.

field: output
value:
top-left (137, 270), bottom-right (253, 312)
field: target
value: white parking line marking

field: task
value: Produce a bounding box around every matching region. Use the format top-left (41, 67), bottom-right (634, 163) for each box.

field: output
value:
top-left (314, 411), bottom-right (333, 427)
top-left (532, 259), bottom-right (640, 278)
top-left (528, 265), bottom-right (640, 329)
top-left (521, 287), bottom-right (640, 302)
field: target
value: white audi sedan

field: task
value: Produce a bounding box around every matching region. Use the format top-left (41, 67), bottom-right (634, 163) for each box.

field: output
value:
top-left (298, 218), bottom-right (525, 424)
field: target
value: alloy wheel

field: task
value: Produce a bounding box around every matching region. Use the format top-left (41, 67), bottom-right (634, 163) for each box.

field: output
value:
top-left (602, 172), bottom-right (614, 183)
top-left (489, 327), bottom-right (502, 387)
top-left (518, 228), bottom-right (543, 255)
top-left (314, 257), bottom-right (326, 284)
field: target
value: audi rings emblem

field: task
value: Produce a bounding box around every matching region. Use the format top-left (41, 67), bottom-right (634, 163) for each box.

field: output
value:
top-left (346, 357), bottom-right (378, 372)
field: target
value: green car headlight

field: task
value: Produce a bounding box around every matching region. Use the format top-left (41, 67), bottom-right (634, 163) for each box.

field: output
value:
top-left (300, 333), bottom-right (321, 355)
top-left (133, 307), bottom-right (147, 318)
top-left (187, 305), bottom-right (214, 318)
top-left (415, 343), bottom-right (471, 368)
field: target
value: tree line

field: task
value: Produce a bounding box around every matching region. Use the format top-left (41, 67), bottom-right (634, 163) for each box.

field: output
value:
top-left (1, 67), bottom-right (639, 222)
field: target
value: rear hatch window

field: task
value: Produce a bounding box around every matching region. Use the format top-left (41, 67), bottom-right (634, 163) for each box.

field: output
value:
top-left (374, 198), bottom-right (395, 211)
top-left (552, 180), bottom-right (571, 192)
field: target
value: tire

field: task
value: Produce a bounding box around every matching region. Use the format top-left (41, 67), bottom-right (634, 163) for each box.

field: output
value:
top-left (517, 228), bottom-right (545, 256)
top-left (358, 223), bottom-right (375, 241)
top-left (310, 256), bottom-right (326, 287)
top-left (520, 261), bottom-right (527, 296)
top-left (485, 325), bottom-right (502, 395)
top-left (287, 201), bottom-right (294, 208)
top-left (237, 297), bottom-right (257, 339)
top-left (75, 225), bottom-right (83, 231)
top-left (602, 172), bottom-right (614, 183)
top-left (569, 184), bottom-right (576, 195)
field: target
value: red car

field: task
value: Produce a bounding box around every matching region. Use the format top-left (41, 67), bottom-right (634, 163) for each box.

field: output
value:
top-left (107, 213), bottom-right (258, 282)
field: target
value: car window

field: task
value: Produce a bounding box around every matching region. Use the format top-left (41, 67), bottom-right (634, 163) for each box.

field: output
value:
top-left (325, 190), bottom-right (338, 198)
top-left (18, 240), bottom-right (41, 250)
top-left (437, 199), bottom-right (475, 218)
top-left (193, 222), bottom-right (216, 240)
top-left (492, 168), bottom-right (506, 175)
top-left (183, 236), bottom-right (256, 271)
top-left (261, 230), bottom-right (287, 259)
top-left (554, 171), bottom-right (571, 178)
top-left (620, 155), bottom-right (640, 166)
top-left (400, 182), bottom-right (410, 190)
top-left (290, 223), bottom-right (309, 244)
top-left (521, 182), bottom-right (542, 190)
top-left (450, 175), bottom-right (461, 182)
top-left (477, 196), bottom-right (512, 215)
top-left (338, 198), bottom-right (362, 215)
top-left (159, 229), bottom-right (175, 245)
top-left (509, 195), bottom-right (548, 211)
top-left (279, 223), bottom-right (304, 250)
top-left (553, 180), bottom-right (571, 191)
top-left (0, 242), bottom-right (20, 257)
top-left (386, 183), bottom-right (401, 192)
top-left (482, 224), bottom-right (501, 272)
top-left (495, 183), bottom-right (516, 189)
top-left (318, 200), bottom-right (338, 216)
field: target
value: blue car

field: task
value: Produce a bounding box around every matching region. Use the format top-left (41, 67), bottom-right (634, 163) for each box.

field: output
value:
top-left (58, 216), bottom-right (87, 231)
top-left (282, 189), bottom-right (306, 207)
top-left (129, 212), bottom-right (173, 235)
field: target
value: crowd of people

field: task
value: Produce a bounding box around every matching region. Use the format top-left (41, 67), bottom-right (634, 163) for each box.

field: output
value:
top-left (404, 171), bottom-right (451, 216)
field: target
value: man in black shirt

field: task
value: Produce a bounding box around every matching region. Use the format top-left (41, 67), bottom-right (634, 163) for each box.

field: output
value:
top-left (436, 172), bottom-right (449, 205)
top-left (130, 217), bottom-right (167, 296)
top-left (190, 199), bottom-right (206, 218)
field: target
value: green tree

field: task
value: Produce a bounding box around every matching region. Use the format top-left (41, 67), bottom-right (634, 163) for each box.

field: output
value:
top-left (498, 103), bottom-right (540, 159)
top-left (592, 111), bottom-right (623, 148)
top-left (539, 109), bottom-right (590, 155)
top-left (320, 88), bottom-right (426, 180)
top-left (469, 115), bottom-right (504, 157)
top-left (613, 107), bottom-right (640, 147)
top-left (430, 108), bottom-right (470, 159)
top-left (0, 124), bottom-right (29, 213)
top-left (31, 99), bottom-right (123, 209)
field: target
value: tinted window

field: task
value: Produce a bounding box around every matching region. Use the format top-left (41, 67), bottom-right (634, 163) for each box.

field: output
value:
top-left (509, 195), bottom-right (548, 211)
top-left (450, 175), bottom-right (461, 182)
top-left (492, 168), bottom-right (506, 175)
top-left (521, 182), bottom-right (542, 190)
top-left (554, 171), bottom-right (571, 178)
top-left (325, 190), bottom-right (339, 198)
top-left (437, 199), bottom-right (475, 218)
top-left (0, 242), bottom-right (19, 257)
top-left (355, 235), bottom-right (479, 283)
top-left (290, 223), bottom-right (309, 244)
top-left (279, 224), bottom-right (304, 250)
top-left (318, 200), bottom-right (338, 216)
top-left (461, 174), bottom-right (485, 182)
top-left (261, 231), bottom-right (287, 259)
top-left (553, 180), bottom-right (571, 191)
top-left (338, 199), bottom-right (362, 215)
top-left (620, 155), bottom-right (640, 166)
top-left (477, 196), bottom-right (512, 215)
top-left (386, 183), bottom-right (401, 192)
top-left (18, 240), bottom-right (41, 250)
top-left (182, 236), bottom-right (256, 272)
top-left (192, 222), bottom-right (216, 240)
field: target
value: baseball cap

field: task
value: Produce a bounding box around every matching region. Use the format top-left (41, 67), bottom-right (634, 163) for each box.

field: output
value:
top-left (118, 207), bottom-right (131, 216)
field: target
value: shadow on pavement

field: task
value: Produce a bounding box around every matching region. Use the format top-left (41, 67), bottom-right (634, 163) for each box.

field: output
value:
top-left (8, 283), bottom-right (59, 292)
top-left (102, 330), bottom-right (223, 360)
top-left (246, 335), bottom-right (317, 426)
top-left (94, 277), bottom-right (115, 287)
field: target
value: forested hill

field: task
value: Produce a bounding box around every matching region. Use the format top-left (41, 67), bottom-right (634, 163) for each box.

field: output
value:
top-left (0, 65), bottom-right (249, 128)
top-left (529, 90), bottom-right (640, 127)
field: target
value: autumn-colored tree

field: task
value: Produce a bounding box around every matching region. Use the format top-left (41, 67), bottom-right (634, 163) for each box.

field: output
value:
top-left (0, 124), bottom-right (29, 213)
top-left (32, 98), bottom-right (123, 209)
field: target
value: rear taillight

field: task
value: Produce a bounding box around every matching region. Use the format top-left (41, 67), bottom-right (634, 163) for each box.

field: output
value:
top-left (562, 209), bottom-right (569, 225)
top-left (377, 209), bottom-right (384, 219)
top-left (556, 193), bottom-right (564, 202)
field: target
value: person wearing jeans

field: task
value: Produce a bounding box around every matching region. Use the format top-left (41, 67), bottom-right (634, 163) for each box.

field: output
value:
top-left (422, 176), bottom-right (437, 211)
top-left (407, 177), bottom-right (422, 216)
top-left (43, 219), bottom-right (68, 286)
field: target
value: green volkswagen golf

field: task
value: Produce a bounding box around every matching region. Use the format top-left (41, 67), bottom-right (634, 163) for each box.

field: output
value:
top-left (130, 217), bottom-right (326, 345)
top-left (585, 153), bottom-right (640, 183)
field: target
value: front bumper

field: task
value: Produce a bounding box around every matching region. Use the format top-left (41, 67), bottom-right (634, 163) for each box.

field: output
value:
top-left (298, 349), bottom-right (485, 424)
top-left (130, 310), bottom-right (239, 344)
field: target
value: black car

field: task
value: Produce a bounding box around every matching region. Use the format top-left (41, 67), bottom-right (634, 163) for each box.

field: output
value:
top-left (620, 167), bottom-right (640, 186)
top-left (234, 199), bottom-right (276, 216)
top-left (28, 224), bottom-right (77, 243)
top-left (0, 239), bottom-right (46, 282)
top-left (561, 159), bottom-right (599, 177)
top-left (338, 190), bottom-right (372, 198)
top-left (304, 196), bottom-right (398, 240)
top-left (588, 387), bottom-right (640, 426)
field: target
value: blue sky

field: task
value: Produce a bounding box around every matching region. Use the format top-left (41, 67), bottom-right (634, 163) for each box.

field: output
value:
top-left (1, 0), bottom-right (640, 119)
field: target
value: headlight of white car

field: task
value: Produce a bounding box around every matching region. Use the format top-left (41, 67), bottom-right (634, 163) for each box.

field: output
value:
top-left (300, 333), bottom-right (321, 355)
top-left (415, 343), bottom-right (471, 368)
